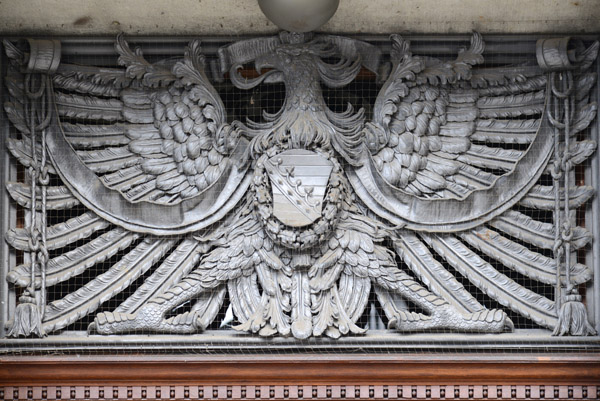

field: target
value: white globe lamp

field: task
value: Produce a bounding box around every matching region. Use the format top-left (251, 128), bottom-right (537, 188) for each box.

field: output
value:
top-left (258, 0), bottom-right (340, 32)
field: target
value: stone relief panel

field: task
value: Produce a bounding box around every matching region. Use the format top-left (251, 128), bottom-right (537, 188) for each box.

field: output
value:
top-left (0, 30), bottom-right (598, 342)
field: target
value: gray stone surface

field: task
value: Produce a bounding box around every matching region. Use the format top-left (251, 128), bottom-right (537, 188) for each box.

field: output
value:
top-left (4, 32), bottom-right (598, 339)
top-left (0, 0), bottom-right (598, 35)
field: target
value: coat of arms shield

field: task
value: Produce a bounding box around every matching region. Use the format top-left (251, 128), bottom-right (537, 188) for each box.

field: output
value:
top-left (265, 149), bottom-right (334, 227)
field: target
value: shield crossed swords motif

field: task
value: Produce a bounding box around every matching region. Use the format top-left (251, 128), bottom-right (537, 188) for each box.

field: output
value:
top-left (264, 150), bottom-right (334, 227)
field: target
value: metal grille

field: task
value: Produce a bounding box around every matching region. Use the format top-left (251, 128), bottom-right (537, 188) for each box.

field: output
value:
top-left (0, 33), bottom-right (599, 355)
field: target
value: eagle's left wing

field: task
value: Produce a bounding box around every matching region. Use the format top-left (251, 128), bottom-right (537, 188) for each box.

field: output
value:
top-left (349, 34), bottom-right (598, 231)
top-left (347, 34), bottom-right (599, 335)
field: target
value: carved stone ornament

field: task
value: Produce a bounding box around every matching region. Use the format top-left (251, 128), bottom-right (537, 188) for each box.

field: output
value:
top-left (1, 29), bottom-right (599, 340)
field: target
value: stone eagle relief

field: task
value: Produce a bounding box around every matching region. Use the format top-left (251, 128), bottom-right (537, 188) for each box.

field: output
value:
top-left (2, 32), bottom-right (599, 339)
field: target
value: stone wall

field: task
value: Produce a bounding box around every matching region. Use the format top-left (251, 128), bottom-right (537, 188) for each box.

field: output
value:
top-left (0, 0), bottom-right (598, 36)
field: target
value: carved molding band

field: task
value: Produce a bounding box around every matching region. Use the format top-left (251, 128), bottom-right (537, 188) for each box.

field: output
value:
top-left (1, 384), bottom-right (599, 400)
top-left (1, 355), bottom-right (600, 400)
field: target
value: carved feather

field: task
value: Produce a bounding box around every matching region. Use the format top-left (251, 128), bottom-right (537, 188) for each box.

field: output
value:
top-left (123, 179), bottom-right (162, 202)
top-left (478, 104), bottom-right (545, 118)
top-left (4, 101), bottom-right (29, 135)
top-left (115, 33), bottom-right (152, 79)
top-left (449, 164), bottom-right (496, 190)
top-left (258, 248), bottom-right (285, 271)
top-left (575, 40), bottom-right (600, 72)
top-left (458, 144), bottom-right (522, 171)
top-left (156, 169), bottom-right (188, 192)
top-left (438, 121), bottom-right (475, 137)
top-left (252, 262), bottom-right (291, 336)
top-left (121, 89), bottom-right (154, 108)
top-left (338, 272), bottom-right (371, 322)
top-left (233, 293), bottom-right (270, 335)
top-left (6, 182), bottom-right (79, 210)
top-left (6, 212), bottom-right (109, 251)
top-left (545, 140), bottom-right (598, 175)
top-left (519, 185), bottom-right (594, 210)
top-left (122, 107), bottom-right (154, 124)
top-left (7, 138), bottom-right (56, 174)
top-left (55, 92), bottom-right (123, 121)
top-left (416, 33), bottom-right (484, 86)
top-left (470, 65), bottom-right (543, 88)
top-left (367, 246), bottom-right (404, 291)
top-left (128, 137), bottom-right (165, 156)
top-left (56, 63), bottom-right (131, 88)
top-left (100, 166), bottom-right (152, 192)
top-left (172, 40), bottom-right (224, 120)
top-left (332, 285), bottom-right (365, 336)
top-left (422, 233), bottom-right (558, 329)
top-left (310, 262), bottom-right (344, 293)
top-left (448, 89), bottom-right (478, 104)
top-left (77, 146), bottom-right (140, 173)
top-left (7, 228), bottom-right (139, 288)
top-left (490, 210), bottom-right (591, 250)
top-left (470, 130), bottom-right (535, 144)
top-left (191, 285), bottom-right (227, 329)
top-left (439, 137), bottom-right (471, 154)
top-left (228, 273), bottom-right (261, 323)
top-left (42, 238), bottom-right (175, 333)
top-left (394, 233), bottom-right (484, 314)
top-left (115, 34), bottom-right (176, 88)
top-left (3, 39), bottom-right (25, 64)
top-left (425, 153), bottom-right (461, 176)
top-left (575, 72), bottom-right (596, 102)
top-left (476, 118), bottom-right (539, 133)
top-left (61, 122), bottom-right (129, 148)
top-left (125, 124), bottom-right (162, 140)
top-left (446, 104), bottom-right (478, 122)
top-left (460, 227), bottom-right (591, 285)
top-left (5, 74), bottom-right (25, 104)
top-left (477, 90), bottom-right (545, 109)
top-left (115, 238), bottom-right (201, 314)
top-left (413, 170), bottom-right (447, 193)
top-left (471, 118), bottom-right (539, 144)
top-left (440, 181), bottom-right (470, 198)
top-left (571, 104), bottom-right (598, 136)
top-left (312, 284), bottom-right (364, 338)
top-left (477, 75), bottom-right (546, 96)
top-left (289, 269), bottom-right (312, 338)
top-left (311, 289), bottom-right (337, 337)
top-left (309, 247), bottom-right (343, 279)
top-left (53, 74), bottom-right (121, 97)
top-left (193, 219), bottom-right (260, 287)
top-left (563, 140), bottom-right (597, 165)
top-left (138, 158), bottom-right (177, 176)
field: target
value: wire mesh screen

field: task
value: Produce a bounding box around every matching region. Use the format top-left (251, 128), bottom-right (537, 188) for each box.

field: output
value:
top-left (0, 33), bottom-right (599, 355)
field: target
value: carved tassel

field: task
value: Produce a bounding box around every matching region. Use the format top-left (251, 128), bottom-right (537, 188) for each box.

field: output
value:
top-left (547, 70), bottom-right (596, 336)
top-left (7, 67), bottom-right (53, 337)
top-left (7, 289), bottom-right (45, 337)
top-left (553, 290), bottom-right (597, 336)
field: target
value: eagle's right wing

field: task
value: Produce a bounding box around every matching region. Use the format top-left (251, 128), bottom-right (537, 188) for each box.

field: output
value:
top-left (6, 35), bottom-right (250, 236)
top-left (3, 36), bottom-right (250, 335)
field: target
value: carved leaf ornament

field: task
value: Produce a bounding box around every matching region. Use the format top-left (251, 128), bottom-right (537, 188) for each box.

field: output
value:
top-left (2, 31), bottom-right (599, 339)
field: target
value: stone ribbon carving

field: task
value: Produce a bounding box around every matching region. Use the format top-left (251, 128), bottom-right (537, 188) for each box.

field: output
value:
top-left (2, 32), bottom-right (598, 338)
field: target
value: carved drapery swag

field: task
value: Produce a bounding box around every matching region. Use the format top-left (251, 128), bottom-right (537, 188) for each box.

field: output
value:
top-left (1, 32), bottom-right (599, 340)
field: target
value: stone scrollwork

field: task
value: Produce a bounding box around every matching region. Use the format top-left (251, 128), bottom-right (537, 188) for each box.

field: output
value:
top-left (2, 30), bottom-right (598, 339)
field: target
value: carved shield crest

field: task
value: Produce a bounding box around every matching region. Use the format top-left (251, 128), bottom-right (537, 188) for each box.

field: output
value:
top-left (265, 149), bottom-right (333, 227)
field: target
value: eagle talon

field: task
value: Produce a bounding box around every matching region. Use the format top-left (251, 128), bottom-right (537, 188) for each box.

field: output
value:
top-left (92, 312), bottom-right (138, 334)
top-left (92, 305), bottom-right (165, 335)
top-left (389, 306), bottom-right (511, 333)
